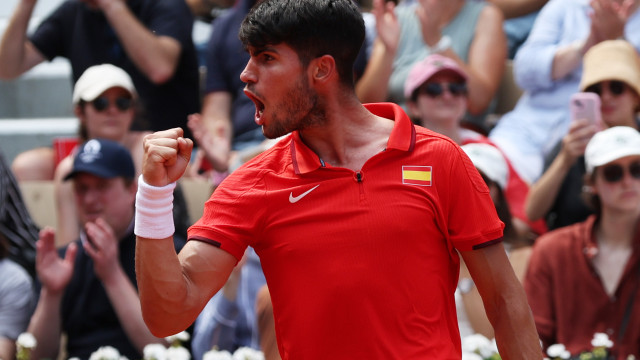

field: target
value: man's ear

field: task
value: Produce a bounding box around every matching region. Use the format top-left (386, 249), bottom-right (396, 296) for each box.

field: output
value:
top-left (310, 55), bottom-right (336, 83)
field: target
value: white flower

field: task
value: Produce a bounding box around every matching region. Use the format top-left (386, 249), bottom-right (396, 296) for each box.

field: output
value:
top-left (461, 352), bottom-right (484, 360)
top-left (546, 344), bottom-right (571, 359)
top-left (165, 331), bottom-right (191, 343)
top-left (461, 334), bottom-right (496, 358)
top-left (591, 333), bottom-right (614, 348)
top-left (143, 343), bottom-right (168, 360)
top-left (89, 346), bottom-right (121, 360)
top-left (16, 333), bottom-right (37, 349)
top-left (203, 350), bottom-right (233, 360)
top-left (232, 347), bottom-right (264, 360)
top-left (166, 346), bottom-right (191, 360)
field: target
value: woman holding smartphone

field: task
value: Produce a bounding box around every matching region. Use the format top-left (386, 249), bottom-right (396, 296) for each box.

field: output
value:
top-left (525, 39), bottom-right (640, 231)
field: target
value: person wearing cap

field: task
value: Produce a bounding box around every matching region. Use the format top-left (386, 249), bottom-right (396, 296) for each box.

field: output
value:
top-left (355, 0), bottom-right (507, 131)
top-left (25, 139), bottom-right (183, 360)
top-left (0, 0), bottom-right (200, 139)
top-left (457, 143), bottom-right (533, 339)
top-left (526, 39), bottom-right (640, 232)
top-left (405, 53), bottom-right (546, 239)
top-left (135, 1), bottom-right (542, 358)
top-left (525, 126), bottom-right (640, 358)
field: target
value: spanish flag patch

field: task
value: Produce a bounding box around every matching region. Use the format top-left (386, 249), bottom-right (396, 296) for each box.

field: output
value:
top-left (402, 166), bottom-right (432, 186)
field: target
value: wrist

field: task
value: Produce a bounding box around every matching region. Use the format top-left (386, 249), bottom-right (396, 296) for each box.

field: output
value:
top-left (134, 175), bottom-right (176, 239)
top-left (100, 0), bottom-right (127, 17)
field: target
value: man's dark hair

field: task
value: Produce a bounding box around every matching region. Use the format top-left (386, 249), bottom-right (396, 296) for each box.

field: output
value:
top-left (239, 0), bottom-right (365, 86)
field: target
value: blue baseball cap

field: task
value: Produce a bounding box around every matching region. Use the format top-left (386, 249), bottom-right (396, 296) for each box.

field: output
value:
top-left (64, 138), bottom-right (136, 181)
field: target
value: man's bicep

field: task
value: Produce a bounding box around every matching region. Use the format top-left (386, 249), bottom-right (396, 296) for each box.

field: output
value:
top-left (178, 239), bottom-right (238, 303)
top-left (461, 242), bottom-right (520, 298)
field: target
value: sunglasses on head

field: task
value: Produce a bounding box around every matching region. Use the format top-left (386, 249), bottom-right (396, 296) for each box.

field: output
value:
top-left (600, 161), bottom-right (640, 183)
top-left (418, 82), bottom-right (467, 98)
top-left (90, 96), bottom-right (133, 112)
top-left (585, 80), bottom-right (627, 97)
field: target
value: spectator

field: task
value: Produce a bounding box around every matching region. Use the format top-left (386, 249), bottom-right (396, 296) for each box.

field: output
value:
top-left (12, 64), bottom-right (190, 247)
top-left (26, 139), bottom-right (185, 360)
top-left (191, 248), bottom-right (268, 360)
top-left (489, 0), bottom-right (640, 184)
top-left (457, 143), bottom-right (533, 339)
top-left (135, 0), bottom-right (541, 358)
top-left (404, 53), bottom-right (545, 238)
top-left (0, 0), bottom-right (200, 139)
top-left (186, 0), bottom-right (262, 177)
top-left (356, 0), bottom-right (506, 132)
top-left (525, 126), bottom-right (640, 358)
top-left (526, 40), bottom-right (640, 231)
top-left (0, 233), bottom-right (35, 360)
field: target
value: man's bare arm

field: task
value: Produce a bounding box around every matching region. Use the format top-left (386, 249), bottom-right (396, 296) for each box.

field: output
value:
top-left (461, 243), bottom-right (543, 359)
top-left (0, 0), bottom-right (46, 79)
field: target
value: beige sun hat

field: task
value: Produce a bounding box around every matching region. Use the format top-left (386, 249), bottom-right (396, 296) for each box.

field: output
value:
top-left (580, 40), bottom-right (640, 96)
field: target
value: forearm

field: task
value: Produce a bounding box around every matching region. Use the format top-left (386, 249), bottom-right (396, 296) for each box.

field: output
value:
top-left (525, 152), bottom-right (573, 220)
top-left (355, 39), bottom-right (395, 103)
top-left (551, 39), bottom-right (589, 81)
top-left (26, 289), bottom-right (63, 360)
top-left (489, 286), bottom-right (542, 359)
top-left (101, 2), bottom-right (180, 84)
top-left (135, 237), bottom-right (197, 336)
top-left (102, 266), bottom-right (165, 351)
top-left (0, 1), bottom-right (39, 79)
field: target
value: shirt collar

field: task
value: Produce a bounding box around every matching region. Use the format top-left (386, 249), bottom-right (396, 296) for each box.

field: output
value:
top-left (290, 103), bottom-right (415, 175)
top-left (582, 215), bottom-right (640, 260)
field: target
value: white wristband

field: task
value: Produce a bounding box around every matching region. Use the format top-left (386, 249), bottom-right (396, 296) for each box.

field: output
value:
top-left (134, 175), bottom-right (176, 239)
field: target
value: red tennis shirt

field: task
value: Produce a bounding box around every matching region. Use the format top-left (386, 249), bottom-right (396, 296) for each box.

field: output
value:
top-left (188, 102), bottom-right (504, 359)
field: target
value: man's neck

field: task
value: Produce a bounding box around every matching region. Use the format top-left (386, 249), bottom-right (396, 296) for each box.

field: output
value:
top-left (298, 102), bottom-right (394, 171)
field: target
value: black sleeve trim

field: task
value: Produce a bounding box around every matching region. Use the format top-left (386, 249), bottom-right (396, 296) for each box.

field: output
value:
top-left (472, 237), bottom-right (503, 250)
top-left (187, 236), bottom-right (221, 248)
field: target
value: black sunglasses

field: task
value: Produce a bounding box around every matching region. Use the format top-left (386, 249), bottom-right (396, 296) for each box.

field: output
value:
top-left (90, 96), bottom-right (133, 112)
top-left (418, 82), bottom-right (467, 98)
top-left (585, 80), bottom-right (627, 97)
top-left (600, 161), bottom-right (640, 183)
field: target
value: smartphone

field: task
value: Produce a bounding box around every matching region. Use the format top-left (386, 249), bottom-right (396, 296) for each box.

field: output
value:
top-left (570, 92), bottom-right (602, 128)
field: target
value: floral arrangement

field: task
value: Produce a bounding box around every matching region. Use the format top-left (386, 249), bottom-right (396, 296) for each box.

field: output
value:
top-left (461, 332), bottom-right (636, 360)
top-left (202, 347), bottom-right (265, 360)
top-left (13, 331), bottom-right (264, 360)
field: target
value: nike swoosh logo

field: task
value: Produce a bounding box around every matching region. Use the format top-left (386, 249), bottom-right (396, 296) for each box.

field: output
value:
top-left (289, 185), bottom-right (320, 203)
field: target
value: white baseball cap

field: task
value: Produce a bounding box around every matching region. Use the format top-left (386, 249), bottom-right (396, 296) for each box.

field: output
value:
top-left (72, 64), bottom-right (137, 104)
top-left (461, 143), bottom-right (508, 189)
top-left (585, 126), bottom-right (640, 174)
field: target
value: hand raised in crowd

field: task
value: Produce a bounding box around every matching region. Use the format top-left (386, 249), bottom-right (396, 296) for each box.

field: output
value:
top-left (372, 0), bottom-right (400, 54)
top-left (416, 0), bottom-right (448, 47)
top-left (84, 218), bottom-right (121, 283)
top-left (35, 227), bottom-right (78, 295)
top-left (188, 113), bottom-right (232, 173)
top-left (559, 119), bottom-right (599, 164)
top-left (142, 128), bottom-right (194, 187)
top-left (590, 0), bottom-right (636, 42)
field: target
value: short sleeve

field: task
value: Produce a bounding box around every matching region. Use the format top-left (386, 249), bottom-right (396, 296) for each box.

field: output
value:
top-left (188, 169), bottom-right (267, 261)
top-left (442, 145), bottom-right (504, 251)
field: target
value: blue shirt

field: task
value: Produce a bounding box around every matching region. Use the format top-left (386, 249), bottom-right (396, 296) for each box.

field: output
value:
top-left (489, 0), bottom-right (640, 182)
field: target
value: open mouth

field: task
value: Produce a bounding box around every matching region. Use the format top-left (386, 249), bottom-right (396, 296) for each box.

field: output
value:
top-left (244, 89), bottom-right (265, 125)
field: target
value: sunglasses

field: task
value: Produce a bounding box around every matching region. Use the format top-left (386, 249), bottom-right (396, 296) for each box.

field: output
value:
top-left (585, 80), bottom-right (627, 97)
top-left (418, 82), bottom-right (467, 98)
top-left (600, 161), bottom-right (640, 183)
top-left (90, 96), bottom-right (133, 112)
